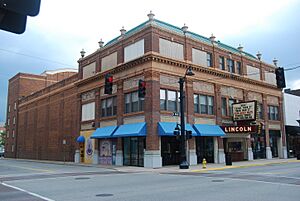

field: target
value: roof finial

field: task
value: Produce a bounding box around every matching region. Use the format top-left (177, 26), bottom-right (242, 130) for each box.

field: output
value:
top-left (273, 58), bottom-right (278, 67)
top-left (98, 39), bottom-right (104, 48)
top-left (147, 11), bottom-right (155, 21)
top-left (181, 23), bottom-right (188, 34)
top-left (120, 26), bottom-right (126, 36)
top-left (209, 34), bottom-right (216, 42)
top-left (237, 44), bottom-right (243, 52)
top-left (256, 51), bottom-right (262, 61)
top-left (80, 49), bottom-right (85, 58)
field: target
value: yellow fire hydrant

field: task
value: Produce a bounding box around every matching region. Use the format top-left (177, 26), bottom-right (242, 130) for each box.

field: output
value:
top-left (202, 158), bottom-right (207, 169)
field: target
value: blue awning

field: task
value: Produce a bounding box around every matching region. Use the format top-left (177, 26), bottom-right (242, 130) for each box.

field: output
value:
top-left (90, 125), bottom-right (118, 139)
top-left (158, 122), bottom-right (197, 136)
top-left (113, 122), bottom-right (146, 137)
top-left (193, 124), bottom-right (225, 137)
top-left (76, 135), bottom-right (85, 143)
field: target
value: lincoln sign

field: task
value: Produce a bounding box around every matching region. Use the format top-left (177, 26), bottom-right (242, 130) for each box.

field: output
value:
top-left (232, 101), bottom-right (257, 122)
top-left (221, 125), bottom-right (258, 133)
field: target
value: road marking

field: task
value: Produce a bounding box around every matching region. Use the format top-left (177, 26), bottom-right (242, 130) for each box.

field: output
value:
top-left (0, 164), bottom-right (54, 173)
top-left (2, 182), bottom-right (55, 201)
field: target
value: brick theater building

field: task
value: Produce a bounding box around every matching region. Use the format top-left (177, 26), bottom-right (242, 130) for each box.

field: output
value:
top-left (5, 12), bottom-right (287, 168)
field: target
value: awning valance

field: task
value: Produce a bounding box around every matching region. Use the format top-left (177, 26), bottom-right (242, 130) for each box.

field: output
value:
top-left (90, 125), bottom-right (118, 139)
top-left (158, 122), bottom-right (197, 136)
top-left (193, 124), bottom-right (225, 137)
top-left (113, 122), bottom-right (146, 137)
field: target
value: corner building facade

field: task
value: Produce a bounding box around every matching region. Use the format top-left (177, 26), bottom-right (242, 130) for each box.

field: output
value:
top-left (7, 14), bottom-right (287, 168)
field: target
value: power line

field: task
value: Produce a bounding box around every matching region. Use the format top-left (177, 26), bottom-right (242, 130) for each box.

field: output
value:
top-left (0, 48), bottom-right (76, 68)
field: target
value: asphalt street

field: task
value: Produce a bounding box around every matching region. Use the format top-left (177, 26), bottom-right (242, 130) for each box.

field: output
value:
top-left (0, 159), bottom-right (299, 201)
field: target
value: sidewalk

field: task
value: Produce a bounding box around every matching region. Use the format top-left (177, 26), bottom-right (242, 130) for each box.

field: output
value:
top-left (113, 158), bottom-right (300, 173)
top-left (3, 157), bottom-right (299, 173)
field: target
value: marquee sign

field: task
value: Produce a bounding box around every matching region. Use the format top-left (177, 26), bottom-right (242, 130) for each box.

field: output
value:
top-left (232, 101), bottom-right (257, 122)
top-left (221, 125), bottom-right (258, 133)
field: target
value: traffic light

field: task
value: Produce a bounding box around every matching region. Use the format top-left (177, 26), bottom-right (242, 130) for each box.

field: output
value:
top-left (186, 130), bottom-right (193, 139)
top-left (0, 0), bottom-right (41, 34)
top-left (138, 79), bottom-right (146, 98)
top-left (275, 67), bottom-right (286, 89)
top-left (104, 74), bottom-right (113, 95)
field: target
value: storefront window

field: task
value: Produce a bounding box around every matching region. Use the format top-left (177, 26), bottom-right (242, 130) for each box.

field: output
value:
top-left (123, 137), bottom-right (145, 167)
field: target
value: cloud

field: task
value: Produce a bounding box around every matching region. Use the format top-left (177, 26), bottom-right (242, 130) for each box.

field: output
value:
top-left (290, 79), bottom-right (300, 90)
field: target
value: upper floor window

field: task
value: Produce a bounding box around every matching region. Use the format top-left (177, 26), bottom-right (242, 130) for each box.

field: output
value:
top-left (228, 99), bottom-right (236, 117)
top-left (101, 52), bottom-right (118, 72)
top-left (101, 97), bottom-right (117, 117)
top-left (247, 65), bottom-right (260, 80)
top-left (6, 130), bottom-right (9, 138)
top-left (82, 62), bottom-right (96, 79)
top-left (194, 94), bottom-right (214, 115)
top-left (81, 102), bottom-right (95, 121)
top-left (13, 117), bottom-right (16, 125)
top-left (227, 59), bottom-right (235, 73)
top-left (236, 61), bottom-right (242, 75)
top-left (7, 118), bottom-right (10, 126)
top-left (219, 56), bottom-right (225, 70)
top-left (257, 103), bottom-right (263, 119)
top-left (124, 39), bottom-right (145, 62)
top-left (207, 52), bottom-right (213, 67)
top-left (221, 97), bottom-right (227, 116)
top-left (14, 102), bottom-right (17, 110)
top-left (268, 105), bottom-right (279, 120)
top-left (159, 38), bottom-right (183, 60)
top-left (12, 130), bottom-right (15, 138)
top-left (8, 105), bottom-right (10, 113)
top-left (160, 89), bottom-right (180, 112)
top-left (125, 91), bottom-right (144, 113)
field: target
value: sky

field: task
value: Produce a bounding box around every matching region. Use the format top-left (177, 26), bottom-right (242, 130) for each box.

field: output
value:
top-left (0, 0), bottom-right (300, 123)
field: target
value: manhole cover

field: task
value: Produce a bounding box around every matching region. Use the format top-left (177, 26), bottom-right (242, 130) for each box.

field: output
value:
top-left (75, 177), bottom-right (90, 180)
top-left (96, 194), bottom-right (114, 197)
top-left (212, 179), bottom-right (224, 182)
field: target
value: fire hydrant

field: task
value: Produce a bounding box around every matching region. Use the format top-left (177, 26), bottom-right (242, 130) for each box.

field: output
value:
top-left (202, 158), bottom-right (207, 169)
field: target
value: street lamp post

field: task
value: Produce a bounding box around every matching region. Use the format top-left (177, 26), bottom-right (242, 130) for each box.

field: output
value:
top-left (179, 66), bottom-right (194, 169)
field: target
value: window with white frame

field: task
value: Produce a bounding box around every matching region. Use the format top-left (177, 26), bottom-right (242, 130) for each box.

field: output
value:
top-left (221, 97), bottom-right (227, 116)
top-left (268, 105), bottom-right (279, 120)
top-left (124, 39), bottom-right (144, 62)
top-left (159, 38), bottom-right (183, 60)
top-left (192, 48), bottom-right (207, 67)
top-left (8, 105), bottom-right (10, 113)
top-left (12, 130), bottom-right (15, 138)
top-left (219, 56), bottom-right (225, 70)
top-left (194, 94), bottom-right (214, 115)
top-left (101, 96), bottom-right (117, 117)
top-left (257, 103), bottom-right (263, 119)
top-left (160, 89), bottom-right (180, 112)
top-left (6, 130), bottom-right (9, 138)
top-left (207, 52), bottom-right (213, 67)
top-left (13, 117), bottom-right (16, 125)
top-left (81, 102), bottom-right (95, 121)
top-left (14, 102), bottom-right (17, 110)
top-left (228, 99), bottom-right (236, 117)
top-left (101, 52), bottom-right (118, 72)
top-left (236, 61), bottom-right (242, 75)
top-left (227, 58), bottom-right (235, 73)
top-left (7, 118), bottom-right (10, 126)
top-left (124, 91), bottom-right (144, 113)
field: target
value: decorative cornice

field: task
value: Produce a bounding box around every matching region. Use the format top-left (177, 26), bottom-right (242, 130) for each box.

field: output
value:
top-left (75, 53), bottom-right (279, 91)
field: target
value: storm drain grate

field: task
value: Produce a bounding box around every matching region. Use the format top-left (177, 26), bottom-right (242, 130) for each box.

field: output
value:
top-left (211, 179), bottom-right (225, 182)
top-left (96, 194), bottom-right (114, 197)
top-left (75, 177), bottom-right (90, 180)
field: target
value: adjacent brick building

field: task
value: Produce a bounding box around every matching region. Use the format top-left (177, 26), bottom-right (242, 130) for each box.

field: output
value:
top-left (5, 13), bottom-right (287, 168)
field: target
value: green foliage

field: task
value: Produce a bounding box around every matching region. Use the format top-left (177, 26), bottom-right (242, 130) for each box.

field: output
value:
top-left (0, 131), bottom-right (6, 146)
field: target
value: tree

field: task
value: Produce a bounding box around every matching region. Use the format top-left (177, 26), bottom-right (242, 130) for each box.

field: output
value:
top-left (0, 130), bottom-right (6, 146)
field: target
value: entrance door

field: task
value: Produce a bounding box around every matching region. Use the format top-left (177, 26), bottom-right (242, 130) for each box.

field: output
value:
top-left (196, 137), bottom-right (214, 163)
top-left (270, 136), bottom-right (278, 157)
top-left (251, 135), bottom-right (266, 159)
top-left (123, 137), bottom-right (145, 167)
top-left (161, 137), bottom-right (180, 166)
